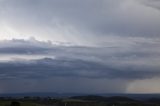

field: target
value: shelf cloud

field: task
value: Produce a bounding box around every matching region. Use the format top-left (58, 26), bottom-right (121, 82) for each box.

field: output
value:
top-left (0, 0), bottom-right (160, 93)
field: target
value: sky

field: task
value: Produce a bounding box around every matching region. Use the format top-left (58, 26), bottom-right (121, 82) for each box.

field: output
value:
top-left (0, 0), bottom-right (160, 94)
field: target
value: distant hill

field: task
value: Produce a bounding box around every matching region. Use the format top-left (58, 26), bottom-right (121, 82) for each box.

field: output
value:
top-left (105, 96), bottom-right (138, 102)
top-left (70, 95), bottom-right (138, 102)
top-left (0, 92), bottom-right (76, 98)
top-left (101, 93), bottom-right (160, 100)
top-left (1, 92), bottom-right (160, 100)
top-left (147, 98), bottom-right (160, 104)
top-left (70, 95), bottom-right (107, 101)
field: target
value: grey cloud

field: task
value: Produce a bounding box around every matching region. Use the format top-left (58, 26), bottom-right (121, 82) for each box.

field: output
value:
top-left (0, 38), bottom-right (53, 54)
top-left (0, 38), bottom-right (159, 93)
top-left (0, 45), bottom-right (160, 80)
top-left (0, 56), bottom-right (160, 80)
top-left (0, 77), bottom-right (129, 93)
top-left (1, 0), bottom-right (160, 45)
top-left (140, 0), bottom-right (160, 10)
top-left (0, 38), bottom-right (160, 81)
top-left (0, 0), bottom-right (160, 93)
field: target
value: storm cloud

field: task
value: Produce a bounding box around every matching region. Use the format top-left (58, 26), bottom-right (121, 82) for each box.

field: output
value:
top-left (0, 39), bottom-right (160, 80)
top-left (0, 0), bottom-right (160, 93)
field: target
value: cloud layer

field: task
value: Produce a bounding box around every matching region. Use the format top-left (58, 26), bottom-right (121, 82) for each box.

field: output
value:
top-left (0, 38), bottom-right (159, 93)
top-left (0, 0), bottom-right (160, 45)
top-left (0, 0), bottom-right (160, 93)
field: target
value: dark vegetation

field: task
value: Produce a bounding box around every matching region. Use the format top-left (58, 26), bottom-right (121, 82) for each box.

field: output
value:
top-left (0, 95), bottom-right (160, 106)
top-left (10, 101), bottom-right (21, 106)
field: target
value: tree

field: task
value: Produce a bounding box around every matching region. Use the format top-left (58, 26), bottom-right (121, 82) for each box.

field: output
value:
top-left (10, 101), bottom-right (20, 106)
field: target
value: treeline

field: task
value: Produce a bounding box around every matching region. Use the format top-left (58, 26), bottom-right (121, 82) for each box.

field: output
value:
top-left (1, 95), bottom-right (160, 106)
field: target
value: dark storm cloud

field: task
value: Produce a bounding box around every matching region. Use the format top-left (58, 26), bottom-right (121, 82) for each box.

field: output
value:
top-left (1, 56), bottom-right (160, 81)
top-left (0, 0), bottom-right (160, 93)
top-left (0, 57), bottom-right (160, 80)
top-left (0, 39), bottom-right (160, 80)
top-left (0, 77), bottom-right (129, 93)
top-left (0, 38), bottom-right (53, 54)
